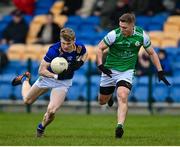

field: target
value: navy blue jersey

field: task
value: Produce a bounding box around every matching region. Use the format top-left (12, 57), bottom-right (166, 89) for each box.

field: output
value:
top-left (44, 41), bottom-right (86, 79)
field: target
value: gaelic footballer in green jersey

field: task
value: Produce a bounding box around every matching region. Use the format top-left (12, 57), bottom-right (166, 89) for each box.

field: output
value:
top-left (96, 13), bottom-right (170, 139)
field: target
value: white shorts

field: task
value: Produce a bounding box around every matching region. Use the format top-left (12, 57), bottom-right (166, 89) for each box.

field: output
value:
top-left (34, 76), bottom-right (72, 90)
top-left (100, 69), bottom-right (134, 87)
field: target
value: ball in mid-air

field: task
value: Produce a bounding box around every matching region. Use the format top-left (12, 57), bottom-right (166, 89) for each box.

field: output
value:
top-left (50, 57), bottom-right (68, 74)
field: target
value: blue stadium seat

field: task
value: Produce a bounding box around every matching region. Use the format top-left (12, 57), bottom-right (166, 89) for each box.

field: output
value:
top-left (77, 31), bottom-right (99, 45)
top-left (150, 12), bottom-right (168, 25)
top-left (81, 75), bottom-right (100, 101)
top-left (90, 75), bottom-right (100, 100)
top-left (0, 83), bottom-right (12, 99)
top-left (67, 74), bottom-right (87, 100)
top-left (64, 24), bottom-right (78, 32)
top-left (79, 24), bottom-right (97, 33)
top-left (31, 60), bottom-right (40, 76)
top-left (34, 9), bottom-right (50, 15)
top-left (153, 83), bottom-right (169, 102)
top-left (13, 85), bottom-right (22, 100)
top-left (128, 77), bottom-right (138, 101)
top-left (34, 0), bottom-right (56, 15)
top-left (164, 47), bottom-right (178, 57)
top-left (170, 85), bottom-right (180, 102)
top-left (147, 24), bottom-right (163, 31)
top-left (35, 0), bottom-right (55, 8)
top-left (137, 76), bottom-right (149, 84)
top-left (172, 76), bottom-right (180, 85)
top-left (75, 61), bottom-right (89, 75)
top-left (81, 16), bottom-right (100, 26)
top-left (0, 73), bottom-right (16, 84)
top-left (0, 21), bottom-right (9, 32)
top-left (134, 84), bottom-right (148, 102)
top-left (136, 16), bottom-right (151, 30)
top-left (0, 44), bottom-right (9, 52)
top-left (2, 15), bottom-right (12, 23)
top-left (24, 15), bottom-right (33, 25)
top-left (66, 16), bottom-right (82, 26)
top-left (0, 21), bottom-right (8, 39)
top-left (2, 60), bottom-right (28, 74)
top-left (173, 68), bottom-right (180, 76)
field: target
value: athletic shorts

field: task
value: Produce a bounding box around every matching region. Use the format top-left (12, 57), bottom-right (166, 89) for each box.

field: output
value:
top-left (100, 69), bottom-right (134, 88)
top-left (34, 76), bottom-right (72, 90)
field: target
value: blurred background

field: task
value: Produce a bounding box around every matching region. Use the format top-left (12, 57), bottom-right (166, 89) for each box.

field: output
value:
top-left (0, 0), bottom-right (180, 114)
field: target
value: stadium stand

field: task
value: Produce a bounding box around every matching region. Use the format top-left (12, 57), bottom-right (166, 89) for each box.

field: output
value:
top-left (0, 0), bottom-right (180, 104)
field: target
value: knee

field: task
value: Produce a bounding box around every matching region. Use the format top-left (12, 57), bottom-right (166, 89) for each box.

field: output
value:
top-left (24, 97), bottom-right (33, 105)
top-left (117, 92), bottom-right (128, 103)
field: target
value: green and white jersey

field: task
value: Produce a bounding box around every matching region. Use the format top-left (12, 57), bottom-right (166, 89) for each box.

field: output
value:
top-left (103, 26), bottom-right (151, 71)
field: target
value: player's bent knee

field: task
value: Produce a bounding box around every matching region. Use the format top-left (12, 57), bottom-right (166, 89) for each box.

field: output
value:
top-left (23, 97), bottom-right (33, 105)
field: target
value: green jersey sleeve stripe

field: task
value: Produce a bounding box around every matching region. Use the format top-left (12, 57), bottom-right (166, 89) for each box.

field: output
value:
top-left (144, 42), bottom-right (151, 49)
top-left (103, 38), bottom-right (110, 47)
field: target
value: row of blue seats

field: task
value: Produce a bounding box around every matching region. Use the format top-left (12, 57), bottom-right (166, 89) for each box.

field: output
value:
top-left (0, 58), bottom-right (179, 102)
top-left (65, 13), bottom-right (169, 32)
top-left (1, 59), bottom-right (180, 78)
top-left (0, 12), bottom-right (173, 46)
top-left (136, 12), bottom-right (169, 31)
top-left (0, 74), bottom-right (179, 102)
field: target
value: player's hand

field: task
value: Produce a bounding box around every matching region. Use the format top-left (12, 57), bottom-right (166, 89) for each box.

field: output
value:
top-left (70, 60), bottom-right (84, 71)
top-left (57, 67), bottom-right (73, 80)
top-left (158, 71), bottom-right (171, 86)
top-left (98, 64), bottom-right (112, 78)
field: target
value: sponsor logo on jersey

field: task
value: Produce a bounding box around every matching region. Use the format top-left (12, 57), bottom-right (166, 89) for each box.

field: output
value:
top-left (135, 41), bottom-right (140, 46)
top-left (67, 56), bottom-right (73, 61)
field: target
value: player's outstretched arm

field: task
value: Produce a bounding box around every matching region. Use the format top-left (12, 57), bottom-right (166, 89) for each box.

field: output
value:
top-left (146, 47), bottom-right (171, 86)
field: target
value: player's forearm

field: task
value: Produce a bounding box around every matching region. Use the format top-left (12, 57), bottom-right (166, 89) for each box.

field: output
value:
top-left (39, 68), bottom-right (56, 78)
top-left (96, 47), bottom-right (103, 65)
top-left (80, 52), bottom-right (88, 62)
top-left (149, 52), bottom-right (162, 71)
top-left (38, 60), bottom-right (57, 78)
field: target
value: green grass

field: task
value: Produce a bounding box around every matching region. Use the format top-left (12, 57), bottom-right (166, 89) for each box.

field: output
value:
top-left (0, 112), bottom-right (179, 145)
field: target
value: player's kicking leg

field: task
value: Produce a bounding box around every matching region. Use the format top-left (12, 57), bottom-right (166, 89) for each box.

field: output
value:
top-left (98, 86), bottom-right (115, 106)
top-left (12, 72), bottom-right (49, 105)
top-left (115, 80), bottom-right (131, 138)
top-left (107, 96), bottom-right (114, 107)
top-left (36, 86), bottom-right (68, 137)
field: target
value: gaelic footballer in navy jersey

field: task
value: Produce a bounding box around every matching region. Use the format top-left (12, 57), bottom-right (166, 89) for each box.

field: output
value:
top-left (12, 28), bottom-right (88, 137)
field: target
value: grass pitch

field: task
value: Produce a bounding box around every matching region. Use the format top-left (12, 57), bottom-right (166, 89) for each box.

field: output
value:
top-left (0, 112), bottom-right (179, 146)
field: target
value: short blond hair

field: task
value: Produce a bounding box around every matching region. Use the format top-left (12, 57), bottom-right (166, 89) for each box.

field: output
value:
top-left (60, 27), bottom-right (75, 42)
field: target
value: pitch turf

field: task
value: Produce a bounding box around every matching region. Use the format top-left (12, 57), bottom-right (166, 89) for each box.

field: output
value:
top-left (0, 112), bottom-right (179, 146)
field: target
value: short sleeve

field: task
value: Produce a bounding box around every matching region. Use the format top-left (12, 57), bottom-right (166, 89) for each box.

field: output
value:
top-left (103, 30), bottom-right (116, 46)
top-left (79, 44), bottom-right (86, 56)
top-left (44, 46), bottom-right (58, 63)
top-left (143, 31), bottom-right (151, 50)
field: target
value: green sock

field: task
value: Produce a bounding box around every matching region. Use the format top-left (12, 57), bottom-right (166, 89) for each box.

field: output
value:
top-left (117, 124), bottom-right (123, 128)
